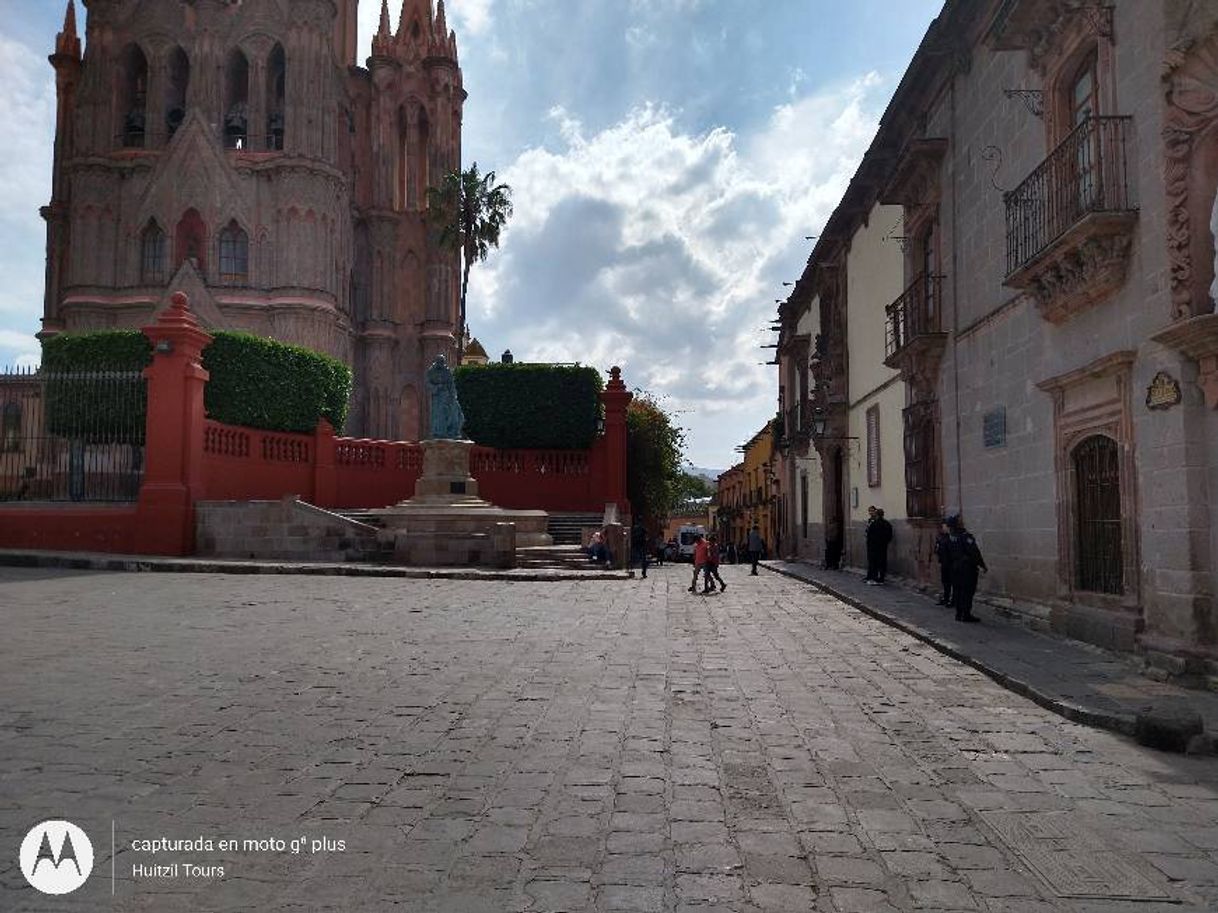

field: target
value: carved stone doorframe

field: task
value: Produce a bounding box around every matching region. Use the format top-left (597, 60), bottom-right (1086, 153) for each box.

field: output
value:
top-left (1037, 350), bottom-right (1141, 611)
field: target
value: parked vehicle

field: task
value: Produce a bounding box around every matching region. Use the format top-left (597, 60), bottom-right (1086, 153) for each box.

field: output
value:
top-left (676, 525), bottom-right (707, 561)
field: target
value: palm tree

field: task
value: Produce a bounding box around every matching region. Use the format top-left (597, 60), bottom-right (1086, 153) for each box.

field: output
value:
top-left (427, 163), bottom-right (513, 362)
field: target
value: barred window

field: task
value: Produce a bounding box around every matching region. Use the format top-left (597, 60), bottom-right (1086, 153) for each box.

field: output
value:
top-left (866, 405), bottom-right (880, 487)
top-left (218, 221), bottom-right (248, 282)
top-left (140, 222), bottom-right (165, 284)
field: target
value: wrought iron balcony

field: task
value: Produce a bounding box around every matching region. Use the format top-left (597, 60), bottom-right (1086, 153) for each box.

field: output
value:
top-left (1003, 116), bottom-right (1137, 322)
top-left (885, 273), bottom-right (945, 365)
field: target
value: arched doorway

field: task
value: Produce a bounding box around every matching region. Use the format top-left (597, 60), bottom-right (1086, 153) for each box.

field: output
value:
top-left (1073, 434), bottom-right (1122, 594)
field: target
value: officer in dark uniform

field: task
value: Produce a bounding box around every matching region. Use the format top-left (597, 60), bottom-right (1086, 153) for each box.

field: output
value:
top-left (945, 514), bottom-right (986, 622)
top-left (933, 520), bottom-right (953, 607)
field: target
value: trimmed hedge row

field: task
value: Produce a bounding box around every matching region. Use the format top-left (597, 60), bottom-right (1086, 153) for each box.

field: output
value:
top-left (40, 329), bottom-right (352, 435)
top-left (455, 363), bottom-right (603, 449)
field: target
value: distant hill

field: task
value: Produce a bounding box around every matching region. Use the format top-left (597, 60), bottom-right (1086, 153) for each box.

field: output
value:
top-left (688, 465), bottom-right (726, 483)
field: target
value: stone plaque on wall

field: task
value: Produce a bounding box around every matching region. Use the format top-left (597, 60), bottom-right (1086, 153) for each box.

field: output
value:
top-left (983, 407), bottom-right (1006, 448)
top-left (1145, 371), bottom-right (1181, 410)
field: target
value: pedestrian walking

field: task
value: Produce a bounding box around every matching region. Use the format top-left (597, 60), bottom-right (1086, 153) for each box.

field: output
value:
top-left (864, 506), bottom-right (894, 585)
top-left (706, 534), bottom-right (726, 593)
top-left (630, 518), bottom-right (649, 579)
top-left (933, 520), bottom-right (953, 607)
top-left (944, 514), bottom-right (986, 623)
top-left (689, 533), bottom-right (710, 593)
top-left (747, 524), bottom-right (765, 575)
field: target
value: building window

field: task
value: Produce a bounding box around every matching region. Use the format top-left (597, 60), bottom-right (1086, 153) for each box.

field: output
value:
top-left (120, 44), bottom-right (148, 148)
top-left (903, 400), bottom-right (939, 519)
top-left (218, 221), bottom-right (249, 283)
top-left (141, 222), bottom-right (165, 284)
top-left (1073, 434), bottom-right (1122, 594)
top-left (224, 49), bottom-right (249, 149)
top-left (175, 208), bottom-right (207, 273)
top-left (1, 401), bottom-right (19, 452)
top-left (165, 46), bottom-right (190, 140)
top-left (866, 405), bottom-right (881, 487)
top-left (266, 44), bottom-right (285, 151)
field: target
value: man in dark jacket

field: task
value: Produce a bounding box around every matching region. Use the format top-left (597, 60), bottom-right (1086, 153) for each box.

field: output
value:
top-left (933, 520), bottom-right (953, 607)
top-left (630, 518), bottom-right (649, 579)
top-left (864, 506), bottom-right (894, 585)
top-left (945, 514), bottom-right (986, 622)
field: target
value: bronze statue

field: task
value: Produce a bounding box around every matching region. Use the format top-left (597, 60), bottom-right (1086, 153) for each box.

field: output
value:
top-left (426, 355), bottom-right (465, 439)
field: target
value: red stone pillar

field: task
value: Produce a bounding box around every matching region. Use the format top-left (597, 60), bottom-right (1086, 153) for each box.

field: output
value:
top-left (600, 366), bottom-right (633, 518)
top-left (313, 418), bottom-right (338, 508)
top-left (134, 292), bottom-right (212, 555)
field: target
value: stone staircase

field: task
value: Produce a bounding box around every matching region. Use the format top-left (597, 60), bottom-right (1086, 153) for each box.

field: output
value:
top-left (516, 544), bottom-right (604, 570)
top-left (546, 512), bottom-right (606, 545)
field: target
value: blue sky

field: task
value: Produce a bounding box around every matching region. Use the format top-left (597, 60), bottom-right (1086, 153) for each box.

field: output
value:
top-left (0, 0), bottom-right (940, 471)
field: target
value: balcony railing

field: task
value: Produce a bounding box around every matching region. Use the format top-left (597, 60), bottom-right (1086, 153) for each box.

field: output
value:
top-left (886, 273), bottom-right (944, 360)
top-left (1004, 116), bottom-right (1134, 277)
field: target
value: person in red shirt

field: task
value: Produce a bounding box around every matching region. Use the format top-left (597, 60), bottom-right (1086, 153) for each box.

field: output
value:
top-left (706, 534), bottom-right (726, 593)
top-left (688, 534), bottom-right (710, 594)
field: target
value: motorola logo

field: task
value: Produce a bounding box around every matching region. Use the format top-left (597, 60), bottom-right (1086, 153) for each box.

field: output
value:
top-left (19, 820), bottom-right (94, 895)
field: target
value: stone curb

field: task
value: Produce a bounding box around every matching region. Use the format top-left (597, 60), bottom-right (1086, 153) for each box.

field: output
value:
top-left (0, 550), bottom-right (630, 583)
top-left (761, 561), bottom-right (1139, 739)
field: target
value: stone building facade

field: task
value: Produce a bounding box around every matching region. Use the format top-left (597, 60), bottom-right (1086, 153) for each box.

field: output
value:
top-left (41, 0), bottom-right (465, 440)
top-left (778, 0), bottom-right (1218, 675)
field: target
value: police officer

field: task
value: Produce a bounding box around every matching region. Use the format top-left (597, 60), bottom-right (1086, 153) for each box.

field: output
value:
top-left (945, 514), bottom-right (986, 622)
top-left (933, 520), bottom-right (953, 607)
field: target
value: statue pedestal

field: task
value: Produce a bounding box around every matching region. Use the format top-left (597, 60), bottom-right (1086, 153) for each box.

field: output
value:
top-left (373, 438), bottom-right (552, 567)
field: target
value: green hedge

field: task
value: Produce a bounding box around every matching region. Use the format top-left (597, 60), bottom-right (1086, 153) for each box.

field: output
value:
top-left (201, 332), bottom-right (352, 433)
top-left (40, 329), bottom-right (352, 435)
top-left (455, 363), bottom-right (603, 449)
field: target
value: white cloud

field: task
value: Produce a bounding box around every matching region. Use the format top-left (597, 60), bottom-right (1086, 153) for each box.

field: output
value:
top-left (468, 75), bottom-right (888, 465)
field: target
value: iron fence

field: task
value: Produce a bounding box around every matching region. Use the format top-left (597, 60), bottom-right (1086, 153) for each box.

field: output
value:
top-left (1004, 115), bottom-right (1135, 276)
top-left (0, 367), bottom-right (147, 502)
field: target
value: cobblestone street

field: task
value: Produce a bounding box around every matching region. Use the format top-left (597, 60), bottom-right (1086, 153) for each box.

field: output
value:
top-left (2, 563), bottom-right (1218, 912)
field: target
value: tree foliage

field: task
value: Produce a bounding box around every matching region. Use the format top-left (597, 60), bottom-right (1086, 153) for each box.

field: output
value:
top-left (626, 392), bottom-right (686, 525)
top-left (427, 163), bottom-right (513, 360)
top-left (676, 471), bottom-right (715, 502)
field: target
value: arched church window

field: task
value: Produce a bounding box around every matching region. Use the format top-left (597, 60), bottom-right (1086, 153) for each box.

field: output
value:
top-left (175, 208), bottom-right (207, 274)
top-left (140, 222), bottom-right (166, 284)
top-left (120, 44), bottom-right (148, 148)
top-left (224, 49), bottom-right (249, 149)
top-left (165, 46), bottom-right (190, 140)
top-left (266, 44), bottom-right (286, 151)
top-left (218, 221), bottom-right (249, 283)
top-left (1074, 434), bottom-right (1122, 594)
top-left (1, 401), bottom-right (20, 453)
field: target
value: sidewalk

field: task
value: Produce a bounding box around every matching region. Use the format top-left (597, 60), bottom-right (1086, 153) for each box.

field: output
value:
top-left (766, 558), bottom-right (1218, 752)
top-left (0, 548), bottom-right (628, 582)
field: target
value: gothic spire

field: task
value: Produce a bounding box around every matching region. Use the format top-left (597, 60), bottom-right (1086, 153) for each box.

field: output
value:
top-left (54, 0), bottom-right (81, 61)
top-left (397, 0), bottom-right (434, 39)
top-left (435, 0), bottom-right (448, 40)
top-left (377, 0), bottom-right (391, 38)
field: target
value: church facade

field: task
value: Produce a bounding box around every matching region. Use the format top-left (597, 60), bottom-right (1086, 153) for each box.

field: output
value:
top-left (41, 0), bottom-right (465, 440)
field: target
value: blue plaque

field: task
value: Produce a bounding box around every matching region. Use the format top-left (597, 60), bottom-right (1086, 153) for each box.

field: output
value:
top-left (983, 407), bottom-right (1006, 448)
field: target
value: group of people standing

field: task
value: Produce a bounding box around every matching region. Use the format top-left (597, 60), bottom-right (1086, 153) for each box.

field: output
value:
top-left (861, 506), bottom-right (988, 623)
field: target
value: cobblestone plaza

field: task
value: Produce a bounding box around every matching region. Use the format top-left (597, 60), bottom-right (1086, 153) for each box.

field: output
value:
top-left (2, 563), bottom-right (1218, 912)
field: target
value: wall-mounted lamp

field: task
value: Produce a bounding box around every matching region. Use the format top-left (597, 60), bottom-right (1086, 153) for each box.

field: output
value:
top-left (155, 339), bottom-right (174, 355)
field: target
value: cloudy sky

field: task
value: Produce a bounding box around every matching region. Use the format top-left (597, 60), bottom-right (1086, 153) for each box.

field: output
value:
top-left (0, 0), bottom-right (940, 471)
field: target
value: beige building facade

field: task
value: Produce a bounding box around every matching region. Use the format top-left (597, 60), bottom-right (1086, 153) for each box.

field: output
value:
top-left (778, 0), bottom-right (1218, 677)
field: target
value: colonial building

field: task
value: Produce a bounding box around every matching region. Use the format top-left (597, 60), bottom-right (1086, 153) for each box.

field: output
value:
top-left (778, 0), bottom-right (1218, 674)
top-left (717, 421), bottom-right (781, 555)
top-left (40, 0), bottom-right (465, 440)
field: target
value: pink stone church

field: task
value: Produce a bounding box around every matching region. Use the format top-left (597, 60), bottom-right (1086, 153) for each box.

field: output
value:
top-left (40, 0), bottom-right (464, 440)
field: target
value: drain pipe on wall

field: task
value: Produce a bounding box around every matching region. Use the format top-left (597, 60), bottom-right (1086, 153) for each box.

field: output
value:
top-left (950, 73), bottom-right (964, 520)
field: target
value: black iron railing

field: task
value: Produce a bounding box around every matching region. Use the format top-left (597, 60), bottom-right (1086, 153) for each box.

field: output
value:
top-left (1004, 115), bottom-right (1135, 276)
top-left (0, 368), bottom-right (146, 502)
top-left (886, 273), bottom-right (944, 360)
